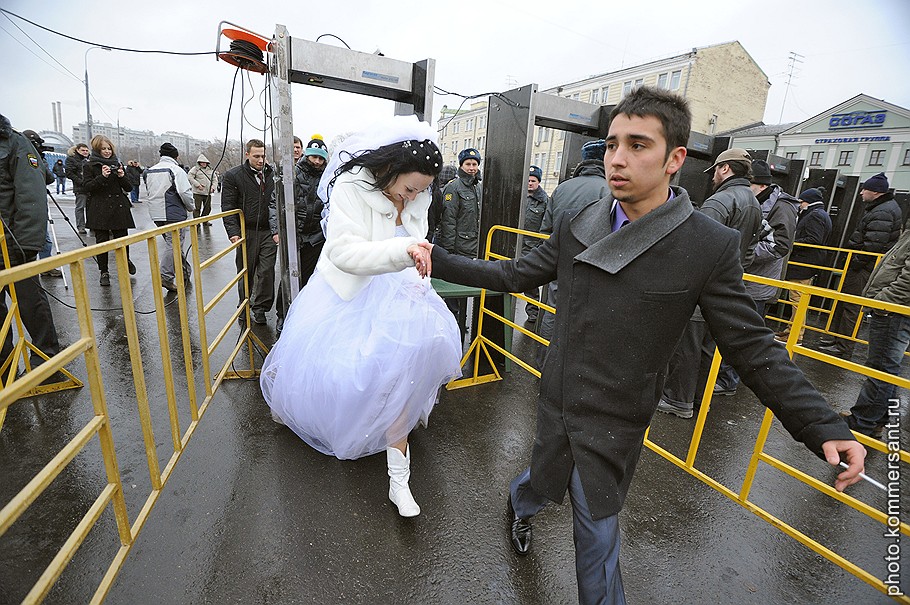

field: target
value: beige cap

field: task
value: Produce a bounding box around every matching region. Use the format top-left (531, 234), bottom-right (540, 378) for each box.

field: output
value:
top-left (704, 148), bottom-right (752, 173)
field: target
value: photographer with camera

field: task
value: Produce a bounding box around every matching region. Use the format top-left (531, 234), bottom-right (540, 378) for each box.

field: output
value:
top-left (83, 135), bottom-right (135, 286)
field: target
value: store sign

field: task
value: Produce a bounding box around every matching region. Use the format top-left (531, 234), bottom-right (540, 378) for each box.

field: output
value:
top-left (828, 110), bottom-right (887, 130)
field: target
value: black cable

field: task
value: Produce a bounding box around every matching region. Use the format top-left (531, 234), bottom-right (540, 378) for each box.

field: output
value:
top-left (314, 33), bottom-right (351, 49)
top-left (0, 8), bottom-right (218, 55)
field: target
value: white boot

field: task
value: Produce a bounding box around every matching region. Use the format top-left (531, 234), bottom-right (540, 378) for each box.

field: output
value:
top-left (387, 446), bottom-right (420, 517)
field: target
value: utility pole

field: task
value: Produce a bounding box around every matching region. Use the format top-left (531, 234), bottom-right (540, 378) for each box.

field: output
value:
top-left (778, 51), bottom-right (804, 124)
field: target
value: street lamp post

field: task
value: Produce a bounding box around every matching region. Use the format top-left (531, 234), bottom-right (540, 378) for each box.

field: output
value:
top-left (84, 45), bottom-right (111, 141)
top-left (117, 106), bottom-right (132, 153)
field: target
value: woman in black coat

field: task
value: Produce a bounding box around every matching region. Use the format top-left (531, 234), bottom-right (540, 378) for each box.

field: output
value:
top-left (83, 135), bottom-right (136, 285)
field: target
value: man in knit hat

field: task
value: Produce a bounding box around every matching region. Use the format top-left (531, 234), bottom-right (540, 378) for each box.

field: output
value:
top-left (535, 139), bottom-right (609, 363)
top-left (774, 188), bottom-right (832, 344)
top-left (276, 135), bottom-right (328, 335)
top-left (142, 142), bottom-right (195, 292)
top-left (841, 199), bottom-right (910, 437)
top-left (819, 172), bottom-right (901, 357)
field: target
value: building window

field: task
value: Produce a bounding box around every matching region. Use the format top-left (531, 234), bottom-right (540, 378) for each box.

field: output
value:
top-left (464, 138), bottom-right (472, 150)
top-left (869, 150), bottom-right (885, 166)
top-left (555, 152), bottom-right (563, 174)
top-left (810, 151), bottom-right (823, 166)
top-left (479, 116), bottom-right (485, 129)
top-left (669, 70), bottom-right (682, 90)
top-left (903, 149), bottom-right (910, 165)
top-left (441, 126), bottom-right (447, 137)
top-left (600, 86), bottom-right (609, 104)
top-left (441, 143), bottom-right (447, 155)
top-left (786, 151), bottom-right (798, 160)
top-left (466, 118), bottom-right (474, 131)
top-left (622, 81), bottom-right (633, 98)
top-left (657, 73), bottom-right (669, 90)
top-left (570, 92), bottom-right (580, 101)
top-left (476, 136), bottom-right (484, 150)
top-left (453, 122), bottom-right (460, 134)
top-left (837, 150), bottom-right (853, 166)
top-left (634, 78), bottom-right (643, 89)
top-left (453, 141), bottom-right (459, 153)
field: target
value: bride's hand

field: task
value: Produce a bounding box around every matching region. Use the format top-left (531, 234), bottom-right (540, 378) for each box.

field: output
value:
top-left (407, 244), bottom-right (432, 278)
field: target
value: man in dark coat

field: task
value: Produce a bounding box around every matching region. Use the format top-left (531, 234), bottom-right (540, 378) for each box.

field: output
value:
top-left (0, 115), bottom-right (62, 368)
top-left (775, 188), bottom-right (832, 344)
top-left (820, 172), bottom-right (901, 357)
top-left (536, 139), bottom-right (609, 360)
top-left (65, 142), bottom-right (90, 233)
top-left (417, 87), bottom-right (865, 605)
top-left (221, 139), bottom-right (278, 326)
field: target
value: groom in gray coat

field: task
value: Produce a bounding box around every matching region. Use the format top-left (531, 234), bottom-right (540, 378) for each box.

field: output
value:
top-left (420, 86), bottom-right (865, 605)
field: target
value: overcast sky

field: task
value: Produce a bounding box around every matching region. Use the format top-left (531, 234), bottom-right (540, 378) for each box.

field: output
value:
top-left (3, 0), bottom-right (909, 149)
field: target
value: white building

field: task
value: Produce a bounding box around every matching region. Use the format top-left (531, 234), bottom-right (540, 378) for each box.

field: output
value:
top-left (727, 94), bottom-right (910, 193)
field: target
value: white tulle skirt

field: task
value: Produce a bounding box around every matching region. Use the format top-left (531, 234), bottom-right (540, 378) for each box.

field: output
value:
top-left (260, 266), bottom-right (462, 460)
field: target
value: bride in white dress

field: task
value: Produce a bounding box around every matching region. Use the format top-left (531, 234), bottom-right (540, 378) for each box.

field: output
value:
top-left (260, 116), bottom-right (462, 517)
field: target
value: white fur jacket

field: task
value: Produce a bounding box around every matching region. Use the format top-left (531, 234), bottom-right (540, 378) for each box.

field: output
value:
top-left (317, 167), bottom-right (429, 300)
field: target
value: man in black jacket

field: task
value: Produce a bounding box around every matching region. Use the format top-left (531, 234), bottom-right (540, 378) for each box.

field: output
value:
top-left (221, 139), bottom-right (278, 326)
top-left (819, 172), bottom-right (901, 357)
top-left (416, 87), bottom-right (864, 605)
top-left (775, 188), bottom-right (832, 344)
top-left (64, 142), bottom-right (90, 233)
top-left (0, 115), bottom-right (61, 368)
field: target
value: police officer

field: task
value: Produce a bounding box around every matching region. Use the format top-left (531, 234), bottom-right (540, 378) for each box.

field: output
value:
top-left (438, 148), bottom-right (483, 336)
top-left (0, 115), bottom-right (62, 370)
top-left (438, 147), bottom-right (482, 258)
top-left (521, 165), bottom-right (548, 322)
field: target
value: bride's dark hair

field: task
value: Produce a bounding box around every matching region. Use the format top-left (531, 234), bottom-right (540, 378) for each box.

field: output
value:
top-left (333, 139), bottom-right (442, 192)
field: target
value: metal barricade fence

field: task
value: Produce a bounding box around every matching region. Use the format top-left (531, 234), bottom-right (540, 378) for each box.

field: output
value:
top-left (450, 226), bottom-right (909, 602)
top-left (0, 210), bottom-right (268, 604)
top-left (769, 242), bottom-right (884, 346)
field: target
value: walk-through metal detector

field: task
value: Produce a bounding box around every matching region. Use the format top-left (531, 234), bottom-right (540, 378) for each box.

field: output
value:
top-left (266, 24), bottom-right (435, 304)
top-left (478, 85), bottom-right (608, 362)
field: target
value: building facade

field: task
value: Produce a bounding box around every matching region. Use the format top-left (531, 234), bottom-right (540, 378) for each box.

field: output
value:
top-left (72, 122), bottom-right (210, 165)
top-left (437, 41), bottom-right (770, 192)
top-left (728, 94), bottom-right (910, 192)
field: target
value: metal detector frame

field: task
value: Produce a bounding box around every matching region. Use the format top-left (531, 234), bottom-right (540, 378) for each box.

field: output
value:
top-left (268, 24), bottom-right (435, 304)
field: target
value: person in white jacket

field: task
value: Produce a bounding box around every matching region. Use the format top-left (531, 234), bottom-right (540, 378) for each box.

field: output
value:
top-left (141, 143), bottom-right (194, 291)
top-left (259, 116), bottom-right (462, 518)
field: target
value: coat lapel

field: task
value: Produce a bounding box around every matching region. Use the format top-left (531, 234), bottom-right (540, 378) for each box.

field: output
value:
top-left (572, 187), bottom-right (693, 274)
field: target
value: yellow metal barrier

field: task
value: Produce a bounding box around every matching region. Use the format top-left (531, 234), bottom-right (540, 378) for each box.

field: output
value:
top-left (0, 210), bottom-right (268, 603)
top-left (769, 242), bottom-right (883, 345)
top-left (446, 224), bottom-right (909, 602)
top-left (446, 225), bottom-right (550, 390)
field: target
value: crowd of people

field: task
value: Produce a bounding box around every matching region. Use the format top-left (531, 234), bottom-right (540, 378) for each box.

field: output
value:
top-left (2, 81), bottom-right (906, 603)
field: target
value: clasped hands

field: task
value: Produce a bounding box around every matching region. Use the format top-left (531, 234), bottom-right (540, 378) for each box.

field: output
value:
top-left (407, 241), bottom-right (435, 278)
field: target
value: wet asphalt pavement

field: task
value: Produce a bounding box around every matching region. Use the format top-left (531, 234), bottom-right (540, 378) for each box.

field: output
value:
top-left (1, 192), bottom-right (908, 604)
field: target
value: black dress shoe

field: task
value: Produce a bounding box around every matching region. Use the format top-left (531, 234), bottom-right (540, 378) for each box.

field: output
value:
top-left (507, 496), bottom-right (532, 555)
top-left (818, 344), bottom-right (845, 356)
